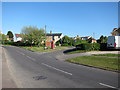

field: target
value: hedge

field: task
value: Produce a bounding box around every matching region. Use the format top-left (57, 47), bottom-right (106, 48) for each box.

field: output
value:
top-left (76, 43), bottom-right (100, 50)
top-left (100, 43), bottom-right (107, 51)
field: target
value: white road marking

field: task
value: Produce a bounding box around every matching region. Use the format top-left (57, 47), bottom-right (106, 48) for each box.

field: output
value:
top-left (17, 51), bottom-right (25, 55)
top-left (17, 51), bottom-right (35, 61)
top-left (26, 56), bottom-right (35, 61)
top-left (42, 63), bottom-right (72, 75)
top-left (99, 83), bottom-right (116, 89)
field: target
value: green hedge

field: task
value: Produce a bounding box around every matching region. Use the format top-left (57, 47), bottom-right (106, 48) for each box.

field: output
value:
top-left (76, 43), bottom-right (100, 50)
top-left (91, 43), bottom-right (100, 50)
top-left (62, 43), bottom-right (69, 46)
top-left (100, 43), bottom-right (107, 51)
top-left (4, 41), bottom-right (26, 46)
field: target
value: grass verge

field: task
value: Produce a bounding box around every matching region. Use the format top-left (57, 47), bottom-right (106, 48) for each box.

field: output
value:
top-left (66, 56), bottom-right (119, 71)
top-left (22, 46), bottom-right (71, 52)
top-left (93, 54), bottom-right (120, 57)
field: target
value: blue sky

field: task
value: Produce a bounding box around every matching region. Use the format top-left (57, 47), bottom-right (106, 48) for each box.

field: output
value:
top-left (2, 2), bottom-right (118, 39)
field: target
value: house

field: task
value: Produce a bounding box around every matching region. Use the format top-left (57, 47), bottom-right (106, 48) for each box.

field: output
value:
top-left (14, 34), bottom-right (23, 42)
top-left (88, 37), bottom-right (97, 43)
top-left (81, 36), bottom-right (91, 41)
top-left (45, 30), bottom-right (63, 47)
top-left (0, 30), bottom-right (2, 34)
top-left (111, 27), bottom-right (120, 36)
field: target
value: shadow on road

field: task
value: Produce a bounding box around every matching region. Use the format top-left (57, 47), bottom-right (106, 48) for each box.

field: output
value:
top-left (63, 48), bottom-right (77, 54)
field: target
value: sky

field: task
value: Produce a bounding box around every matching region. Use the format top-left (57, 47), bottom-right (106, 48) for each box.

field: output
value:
top-left (2, 2), bottom-right (118, 39)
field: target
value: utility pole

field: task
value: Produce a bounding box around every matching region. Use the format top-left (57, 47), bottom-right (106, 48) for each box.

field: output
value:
top-left (93, 32), bottom-right (95, 39)
top-left (45, 25), bottom-right (46, 47)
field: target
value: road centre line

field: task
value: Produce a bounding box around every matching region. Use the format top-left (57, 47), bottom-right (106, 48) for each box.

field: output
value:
top-left (99, 83), bottom-right (117, 89)
top-left (26, 55), bottom-right (36, 61)
top-left (17, 51), bottom-right (35, 61)
top-left (42, 63), bottom-right (72, 75)
top-left (17, 51), bottom-right (25, 55)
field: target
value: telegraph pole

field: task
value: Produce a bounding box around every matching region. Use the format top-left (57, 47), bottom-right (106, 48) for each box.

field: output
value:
top-left (93, 32), bottom-right (95, 39)
top-left (45, 25), bottom-right (46, 47)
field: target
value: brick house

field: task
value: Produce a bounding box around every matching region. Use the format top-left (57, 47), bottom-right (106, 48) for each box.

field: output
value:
top-left (45, 30), bottom-right (63, 47)
top-left (111, 27), bottom-right (120, 36)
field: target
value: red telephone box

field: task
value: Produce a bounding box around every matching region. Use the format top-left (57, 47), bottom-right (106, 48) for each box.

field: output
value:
top-left (51, 41), bottom-right (55, 49)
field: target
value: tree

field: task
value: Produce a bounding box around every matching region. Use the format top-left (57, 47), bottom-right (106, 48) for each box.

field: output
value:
top-left (62, 35), bottom-right (71, 44)
top-left (7, 31), bottom-right (13, 38)
top-left (99, 35), bottom-right (107, 43)
top-left (1, 34), bottom-right (7, 44)
top-left (21, 26), bottom-right (46, 47)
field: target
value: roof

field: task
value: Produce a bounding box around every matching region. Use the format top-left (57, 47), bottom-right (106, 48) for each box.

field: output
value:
top-left (111, 27), bottom-right (120, 34)
top-left (15, 34), bottom-right (22, 38)
top-left (46, 33), bottom-right (62, 36)
top-left (81, 36), bottom-right (90, 38)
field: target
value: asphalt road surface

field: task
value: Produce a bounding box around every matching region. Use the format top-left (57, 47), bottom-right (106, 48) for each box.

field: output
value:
top-left (3, 46), bottom-right (118, 88)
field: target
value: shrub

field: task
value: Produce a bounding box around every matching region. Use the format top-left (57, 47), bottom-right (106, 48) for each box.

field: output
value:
top-left (100, 43), bottom-right (107, 51)
top-left (55, 40), bottom-right (61, 46)
top-left (62, 43), bottom-right (68, 46)
top-left (91, 43), bottom-right (100, 50)
top-left (76, 43), bottom-right (100, 50)
top-left (76, 43), bottom-right (92, 50)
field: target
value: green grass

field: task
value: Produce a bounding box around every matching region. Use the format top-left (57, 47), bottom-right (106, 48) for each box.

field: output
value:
top-left (93, 54), bottom-right (120, 57)
top-left (22, 46), bottom-right (71, 52)
top-left (67, 56), bottom-right (119, 71)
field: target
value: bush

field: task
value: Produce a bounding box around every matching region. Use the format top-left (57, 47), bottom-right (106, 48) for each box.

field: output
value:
top-left (100, 43), bottom-right (107, 51)
top-left (76, 43), bottom-right (100, 50)
top-left (76, 43), bottom-right (92, 50)
top-left (62, 43), bottom-right (68, 46)
top-left (91, 43), bottom-right (100, 50)
top-left (55, 40), bottom-right (61, 46)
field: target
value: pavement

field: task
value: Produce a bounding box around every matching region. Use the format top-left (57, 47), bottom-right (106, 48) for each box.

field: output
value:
top-left (0, 45), bottom-right (17, 88)
top-left (2, 46), bottom-right (119, 88)
top-left (0, 46), bottom-right (2, 89)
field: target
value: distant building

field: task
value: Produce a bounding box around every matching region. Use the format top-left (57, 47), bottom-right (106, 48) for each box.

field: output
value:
top-left (88, 37), bottom-right (97, 43)
top-left (45, 30), bottom-right (63, 47)
top-left (14, 34), bottom-right (23, 42)
top-left (0, 30), bottom-right (2, 34)
top-left (81, 36), bottom-right (91, 41)
top-left (111, 27), bottom-right (120, 36)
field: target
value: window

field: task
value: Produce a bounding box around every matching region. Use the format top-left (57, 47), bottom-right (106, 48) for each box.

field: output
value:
top-left (58, 36), bottom-right (60, 38)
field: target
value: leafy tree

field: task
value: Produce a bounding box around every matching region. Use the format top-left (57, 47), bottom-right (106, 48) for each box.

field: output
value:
top-left (7, 31), bottom-right (13, 38)
top-left (21, 26), bottom-right (46, 47)
top-left (62, 35), bottom-right (71, 44)
top-left (99, 35), bottom-right (107, 43)
top-left (1, 34), bottom-right (7, 44)
top-left (104, 36), bottom-right (108, 43)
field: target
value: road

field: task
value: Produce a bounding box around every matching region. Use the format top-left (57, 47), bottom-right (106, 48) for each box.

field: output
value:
top-left (3, 46), bottom-right (118, 88)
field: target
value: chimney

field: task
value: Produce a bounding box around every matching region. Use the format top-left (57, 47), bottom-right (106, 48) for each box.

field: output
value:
top-left (77, 35), bottom-right (79, 38)
top-left (50, 30), bottom-right (52, 34)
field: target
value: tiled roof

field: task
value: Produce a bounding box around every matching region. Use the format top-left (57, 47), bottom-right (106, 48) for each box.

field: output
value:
top-left (15, 34), bottom-right (22, 38)
top-left (46, 33), bottom-right (62, 36)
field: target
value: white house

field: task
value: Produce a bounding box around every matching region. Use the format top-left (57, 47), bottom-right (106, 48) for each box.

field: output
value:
top-left (14, 34), bottom-right (22, 42)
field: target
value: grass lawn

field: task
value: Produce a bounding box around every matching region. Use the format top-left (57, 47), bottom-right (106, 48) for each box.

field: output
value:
top-left (93, 54), bottom-right (120, 57)
top-left (22, 46), bottom-right (71, 52)
top-left (67, 56), bottom-right (119, 71)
